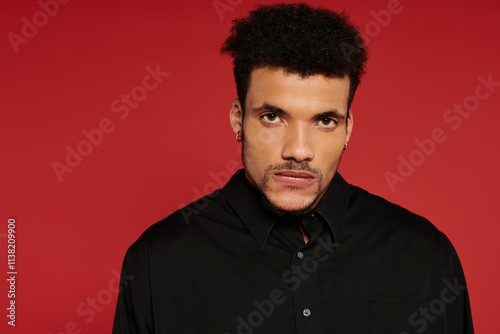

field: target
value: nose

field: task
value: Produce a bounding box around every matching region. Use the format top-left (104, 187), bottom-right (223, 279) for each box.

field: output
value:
top-left (281, 123), bottom-right (314, 162)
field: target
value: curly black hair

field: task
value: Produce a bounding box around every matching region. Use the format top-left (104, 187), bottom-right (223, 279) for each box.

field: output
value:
top-left (220, 3), bottom-right (368, 114)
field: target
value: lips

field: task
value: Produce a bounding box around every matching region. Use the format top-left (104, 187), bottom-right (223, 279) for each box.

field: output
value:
top-left (273, 170), bottom-right (316, 187)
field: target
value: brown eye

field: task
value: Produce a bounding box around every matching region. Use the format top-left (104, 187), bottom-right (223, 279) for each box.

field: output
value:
top-left (318, 118), bottom-right (338, 130)
top-left (264, 114), bottom-right (277, 122)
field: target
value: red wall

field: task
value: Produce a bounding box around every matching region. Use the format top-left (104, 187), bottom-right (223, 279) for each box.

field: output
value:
top-left (2, 0), bottom-right (498, 332)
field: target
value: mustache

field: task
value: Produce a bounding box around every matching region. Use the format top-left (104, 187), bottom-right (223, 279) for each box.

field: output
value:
top-left (266, 160), bottom-right (321, 177)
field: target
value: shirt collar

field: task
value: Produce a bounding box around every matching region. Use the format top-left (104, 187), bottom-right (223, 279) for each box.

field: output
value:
top-left (313, 171), bottom-right (350, 244)
top-left (222, 169), bottom-right (350, 249)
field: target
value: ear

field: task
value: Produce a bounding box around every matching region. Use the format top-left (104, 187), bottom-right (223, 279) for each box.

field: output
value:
top-left (229, 98), bottom-right (244, 135)
top-left (345, 109), bottom-right (354, 143)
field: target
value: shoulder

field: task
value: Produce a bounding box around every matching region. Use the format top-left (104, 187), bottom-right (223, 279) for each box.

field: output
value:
top-left (345, 184), bottom-right (466, 276)
top-left (126, 188), bottom-right (239, 256)
top-left (348, 184), bottom-right (435, 230)
top-left (347, 184), bottom-right (451, 253)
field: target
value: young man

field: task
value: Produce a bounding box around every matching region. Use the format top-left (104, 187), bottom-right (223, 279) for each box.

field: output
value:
top-left (113, 4), bottom-right (473, 333)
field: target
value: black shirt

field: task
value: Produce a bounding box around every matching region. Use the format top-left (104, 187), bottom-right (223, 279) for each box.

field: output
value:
top-left (112, 169), bottom-right (474, 333)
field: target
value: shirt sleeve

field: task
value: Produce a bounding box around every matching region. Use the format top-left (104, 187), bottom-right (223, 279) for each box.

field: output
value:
top-left (442, 234), bottom-right (474, 333)
top-left (112, 239), bottom-right (154, 334)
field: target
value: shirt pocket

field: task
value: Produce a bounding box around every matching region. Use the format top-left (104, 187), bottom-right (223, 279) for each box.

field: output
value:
top-left (370, 299), bottom-right (447, 334)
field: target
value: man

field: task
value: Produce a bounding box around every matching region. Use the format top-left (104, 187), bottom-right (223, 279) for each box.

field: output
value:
top-left (113, 3), bottom-right (473, 333)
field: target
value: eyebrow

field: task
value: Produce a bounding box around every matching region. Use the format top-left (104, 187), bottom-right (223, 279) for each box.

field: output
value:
top-left (252, 103), bottom-right (346, 120)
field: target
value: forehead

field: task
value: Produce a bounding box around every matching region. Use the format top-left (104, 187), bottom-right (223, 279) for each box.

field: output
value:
top-left (246, 67), bottom-right (350, 114)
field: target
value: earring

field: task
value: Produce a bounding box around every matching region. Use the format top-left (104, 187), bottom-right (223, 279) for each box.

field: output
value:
top-left (343, 142), bottom-right (348, 151)
top-left (236, 131), bottom-right (243, 142)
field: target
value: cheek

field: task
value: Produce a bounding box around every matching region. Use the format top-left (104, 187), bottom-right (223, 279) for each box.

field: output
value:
top-left (315, 140), bottom-right (344, 169)
top-left (247, 125), bottom-right (281, 147)
top-left (243, 121), bottom-right (283, 156)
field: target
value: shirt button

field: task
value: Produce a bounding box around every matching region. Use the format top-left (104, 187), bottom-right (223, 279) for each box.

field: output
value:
top-left (297, 252), bottom-right (304, 260)
top-left (310, 213), bottom-right (315, 218)
top-left (303, 308), bottom-right (311, 317)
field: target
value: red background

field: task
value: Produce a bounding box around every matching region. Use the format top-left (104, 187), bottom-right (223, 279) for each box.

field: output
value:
top-left (1, 0), bottom-right (499, 333)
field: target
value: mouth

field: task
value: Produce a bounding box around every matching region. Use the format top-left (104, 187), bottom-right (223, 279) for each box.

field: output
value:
top-left (273, 170), bottom-right (316, 187)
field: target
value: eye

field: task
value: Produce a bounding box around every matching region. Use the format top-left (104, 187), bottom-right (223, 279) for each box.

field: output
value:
top-left (261, 113), bottom-right (281, 124)
top-left (318, 118), bottom-right (338, 130)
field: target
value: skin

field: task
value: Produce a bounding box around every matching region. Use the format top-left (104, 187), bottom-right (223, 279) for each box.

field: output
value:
top-left (230, 66), bottom-right (353, 242)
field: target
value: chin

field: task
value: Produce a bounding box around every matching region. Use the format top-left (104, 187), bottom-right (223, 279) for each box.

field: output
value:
top-left (262, 193), bottom-right (317, 217)
top-left (276, 197), bottom-right (313, 211)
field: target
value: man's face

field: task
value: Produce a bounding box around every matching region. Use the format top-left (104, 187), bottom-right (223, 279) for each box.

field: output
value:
top-left (230, 66), bottom-right (353, 216)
